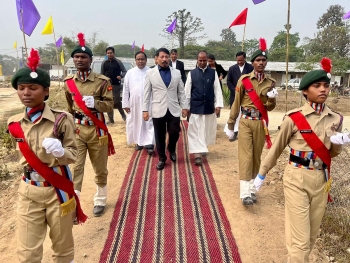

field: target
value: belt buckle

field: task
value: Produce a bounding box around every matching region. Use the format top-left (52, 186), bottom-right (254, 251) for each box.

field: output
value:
top-left (251, 110), bottom-right (259, 118)
top-left (312, 159), bottom-right (323, 169)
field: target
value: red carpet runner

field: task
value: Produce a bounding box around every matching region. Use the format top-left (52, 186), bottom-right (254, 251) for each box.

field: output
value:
top-left (100, 121), bottom-right (242, 263)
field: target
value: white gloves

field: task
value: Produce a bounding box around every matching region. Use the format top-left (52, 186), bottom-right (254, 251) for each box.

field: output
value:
top-left (330, 132), bottom-right (350, 145)
top-left (42, 137), bottom-right (64, 158)
top-left (82, 96), bottom-right (95, 108)
top-left (224, 123), bottom-right (235, 139)
top-left (254, 174), bottom-right (266, 191)
top-left (266, 88), bottom-right (278, 98)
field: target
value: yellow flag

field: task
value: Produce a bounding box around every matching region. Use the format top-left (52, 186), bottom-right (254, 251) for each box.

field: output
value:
top-left (60, 50), bottom-right (65, 65)
top-left (41, 16), bottom-right (54, 35)
top-left (13, 41), bottom-right (17, 49)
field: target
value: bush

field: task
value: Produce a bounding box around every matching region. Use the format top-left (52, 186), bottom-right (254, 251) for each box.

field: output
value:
top-left (222, 84), bottom-right (230, 108)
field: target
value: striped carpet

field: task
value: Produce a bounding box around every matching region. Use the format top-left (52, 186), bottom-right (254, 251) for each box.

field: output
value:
top-left (100, 121), bottom-right (242, 263)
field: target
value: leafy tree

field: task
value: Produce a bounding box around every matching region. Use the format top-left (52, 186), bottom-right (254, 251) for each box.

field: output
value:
top-left (37, 43), bottom-right (58, 64)
top-left (220, 28), bottom-right (237, 45)
top-left (93, 40), bottom-right (109, 56)
top-left (269, 29), bottom-right (303, 62)
top-left (161, 9), bottom-right (207, 58)
top-left (242, 39), bottom-right (259, 60)
top-left (0, 55), bottom-right (17, 76)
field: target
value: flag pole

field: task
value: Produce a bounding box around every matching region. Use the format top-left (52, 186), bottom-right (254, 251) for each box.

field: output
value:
top-left (242, 23), bottom-right (247, 51)
top-left (20, 9), bottom-right (28, 60)
top-left (52, 27), bottom-right (61, 88)
top-left (285, 0), bottom-right (290, 112)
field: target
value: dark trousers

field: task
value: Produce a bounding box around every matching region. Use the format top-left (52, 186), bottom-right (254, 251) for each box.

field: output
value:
top-left (152, 110), bottom-right (180, 161)
top-left (108, 85), bottom-right (125, 120)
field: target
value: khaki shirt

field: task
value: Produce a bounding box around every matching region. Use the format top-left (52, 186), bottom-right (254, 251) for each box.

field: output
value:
top-left (259, 102), bottom-right (343, 175)
top-left (7, 104), bottom-right (77, 167)
top-left (64, 72), bottom-right (113, 114)
top-left (227, 71), bottom-right (276, 130)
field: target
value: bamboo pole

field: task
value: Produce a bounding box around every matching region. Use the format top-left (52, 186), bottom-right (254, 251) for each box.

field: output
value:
top-left (52, 27), bottom-right (61, 88)
top-left (20, 10), bottom-right (28, 60)
top-left (242, 23), bottom-right (247, 51)
top-left (285, 0), bottom-right (291, 112)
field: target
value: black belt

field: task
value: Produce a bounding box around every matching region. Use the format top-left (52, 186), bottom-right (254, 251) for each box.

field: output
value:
top-left (74, 111), bottom-right (85, 120)
top-left (289, 154), bottom-right (327, 169)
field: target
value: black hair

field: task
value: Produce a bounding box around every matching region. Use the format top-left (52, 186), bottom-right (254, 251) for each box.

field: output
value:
top-left (170, 49), bottom-right (177, 53)
top-left (156, 48), bottom-right (170, 56)
top-left (106, 46), bottom-right (115, 54)
top-left (236, 51), bottom-right (246, 58)
top-left (208, 54), bottom-right (216, 60)
top-left (134, 51), bottom-right (147, 60)
top-left (197, 50), bottom-right (208, 59)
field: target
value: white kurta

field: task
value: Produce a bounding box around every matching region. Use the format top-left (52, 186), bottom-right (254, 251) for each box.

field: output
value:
top-left (122, 66), bottom-right (155, 146)
top-left (185, 68), bottom-right (224, 153)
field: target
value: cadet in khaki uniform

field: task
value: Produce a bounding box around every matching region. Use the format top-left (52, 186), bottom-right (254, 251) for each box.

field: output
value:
top-left (225, 38), bottom-right (278, 206)
top-left (9, 49), bottom-right (78, 262)
top-left (64, 33), bottom-right (113, 217)
top-left (254, 58), bottom-right (349, 263)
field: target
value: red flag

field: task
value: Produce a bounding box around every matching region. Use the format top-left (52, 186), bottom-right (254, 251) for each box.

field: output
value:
top-left (141, 44), bottom-right (144, 52)
top-left (229, 8), bottom-right (248, 27)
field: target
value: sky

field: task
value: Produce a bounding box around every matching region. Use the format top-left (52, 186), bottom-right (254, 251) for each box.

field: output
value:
top-left (0, 0), bottom-right (349, 57)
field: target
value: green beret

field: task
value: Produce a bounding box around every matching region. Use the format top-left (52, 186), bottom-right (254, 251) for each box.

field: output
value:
top-left (11, 67), bottom-right (50, 89)
top-left (250, 49), bottom-right (268, 62)
top-left (299, 70), bottom-right (331, 90)
top-left (11, 67), bottom-right (50, 101)
top-left (70, 45), bottom-right (93, 58)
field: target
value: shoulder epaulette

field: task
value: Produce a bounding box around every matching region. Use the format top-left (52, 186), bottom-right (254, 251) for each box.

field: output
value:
top-left (95, 73), bottom-right (110, 81)
top-left (64, 75), bottom-right (74, 81)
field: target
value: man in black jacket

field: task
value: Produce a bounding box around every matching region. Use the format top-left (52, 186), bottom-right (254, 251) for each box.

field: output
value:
top-left (101, 46), bottom-right (127, 123)
top-left (169, 49), bottom-right (186, 84)
top-left (226, 51), bottom-right (254, 140)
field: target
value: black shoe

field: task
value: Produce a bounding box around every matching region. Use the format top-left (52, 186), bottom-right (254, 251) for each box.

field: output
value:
top-left (122, 115), bottom-right (126, 121)
top-left (194, 157), bottom-right (202, 165)
top-left (93, 205), bottom-right (105, 217)
top-left (108, 119), bottom-right (115, 124)
top-left (156, 161), bottom-right (166, 170)
top-left (229, 132), bottom-right (238, 142)
top-left (251, 193), bottom-right (257, 203)
top-left (147, 149), bottom-right (154, 155)
top-left (135, 144), bottom-right (143, 151)
top-left (170, 153), bottom-right (176, 162)
top-left (242, 197), bottom-right (254, 206)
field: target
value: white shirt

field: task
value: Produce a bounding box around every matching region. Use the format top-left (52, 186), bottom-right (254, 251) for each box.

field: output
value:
top-left (171, 60), bottom-right (177, 69)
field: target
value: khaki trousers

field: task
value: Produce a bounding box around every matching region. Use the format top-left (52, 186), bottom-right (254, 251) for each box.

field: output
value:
top-left (238, 118), bottom-right (265, 181)
top-left (283, 164), bottom-right (327, 263)
top-left (72, 124), bottom-right (108, 192)
top-left (17, 180), bottom-right (74, 263)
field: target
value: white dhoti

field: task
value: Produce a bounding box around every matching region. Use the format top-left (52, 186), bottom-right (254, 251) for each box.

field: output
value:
top-left (188, 113), bottom-right (217, 153)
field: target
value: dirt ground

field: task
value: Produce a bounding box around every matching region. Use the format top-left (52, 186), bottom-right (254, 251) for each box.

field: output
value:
top-left (0, 88), bottom-right (330, 263)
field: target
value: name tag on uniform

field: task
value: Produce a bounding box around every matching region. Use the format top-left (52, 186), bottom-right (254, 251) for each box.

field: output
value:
top-left (300, 130), bottom-right (313, 133)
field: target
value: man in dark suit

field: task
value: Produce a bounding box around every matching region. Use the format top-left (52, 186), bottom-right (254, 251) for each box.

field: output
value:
top-left (227, 51), bottom-right (254, 107)
top-left (169, 49), bottom-right (187, 84)
top-left (226, 51), bottom-right (254, 141)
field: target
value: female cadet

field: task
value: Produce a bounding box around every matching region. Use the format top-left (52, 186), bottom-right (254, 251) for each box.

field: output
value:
top-left (8, 49), bottom-right (86, 263)
top-left (254, 58), bottom-right (349, 263)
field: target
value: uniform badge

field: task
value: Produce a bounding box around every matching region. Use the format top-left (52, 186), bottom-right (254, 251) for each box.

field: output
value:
top-left (330, 123), bottom-right (337, 132)
top-left (107, 86), bottom-right (113, 91)
top-left (235, 86), bottom-right (240, 92)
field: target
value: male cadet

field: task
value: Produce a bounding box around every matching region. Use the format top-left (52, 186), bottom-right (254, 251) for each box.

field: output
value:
top-left (225, 38), bottom-right (278, 206)
top-left (169, 49), bottom-right (187, 84)
top-left (101, 46), bottom-right (127, 123)
top-left (64, 33), bottom-right (115, 217)
top-left (226, 51), bottom-right (254, 141)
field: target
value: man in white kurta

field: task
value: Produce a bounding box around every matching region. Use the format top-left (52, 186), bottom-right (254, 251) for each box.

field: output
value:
top-left (122, 51), bottom-right (155, 154)
top-left (185, 51), bottom-right (224, 165)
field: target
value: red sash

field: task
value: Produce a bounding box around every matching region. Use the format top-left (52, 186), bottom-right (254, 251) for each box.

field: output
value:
top-left (8, 122), bottom-right (88, 223)
top-left (66, 79), bottom-right (115, 155)
top-left (241, 77), bottom-right (272, 148)
top-left (289, 111), bottom-right (332, 202)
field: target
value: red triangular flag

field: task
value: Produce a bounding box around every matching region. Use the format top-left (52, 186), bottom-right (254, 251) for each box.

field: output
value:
top-left (229, 8), bottom-right (248, 27)
top-left (141, 44), bottom-right (144, 52)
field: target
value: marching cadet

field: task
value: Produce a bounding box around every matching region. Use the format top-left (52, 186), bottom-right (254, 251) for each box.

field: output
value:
top-left (8, 49), bottom-right (86, 263)
top-left (64, 33), bottom-right (115, 217)
top-left (225, 38), bottom-right (278, 206)
top-left (254, 58), bottom-right (349, 263)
